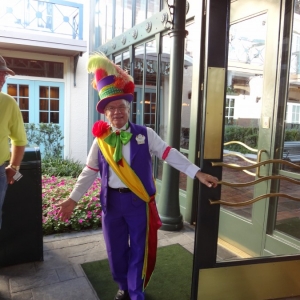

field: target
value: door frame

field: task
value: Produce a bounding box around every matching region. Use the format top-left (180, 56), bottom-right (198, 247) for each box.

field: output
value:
top-left (192, 0), bottom-right (300, 299)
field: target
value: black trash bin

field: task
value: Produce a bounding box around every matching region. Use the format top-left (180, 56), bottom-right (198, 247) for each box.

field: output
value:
top-left (0, 147), bottom-right (43, 267)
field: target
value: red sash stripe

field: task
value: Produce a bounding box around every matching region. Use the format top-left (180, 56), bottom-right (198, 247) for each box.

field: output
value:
top-left (86, 165), bottom-right (99, 172)
top-left (143, 196), bottom-right (162, 290)
top-left (162, 146), bottom-right (172, 160)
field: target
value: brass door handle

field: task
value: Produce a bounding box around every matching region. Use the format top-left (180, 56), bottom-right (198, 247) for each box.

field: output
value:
top-left (210, 144), bottom-right (300, 207)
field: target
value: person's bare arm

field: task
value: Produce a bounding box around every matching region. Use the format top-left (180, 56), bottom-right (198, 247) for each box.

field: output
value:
top-left (5, 145), bottom-right (25, 184)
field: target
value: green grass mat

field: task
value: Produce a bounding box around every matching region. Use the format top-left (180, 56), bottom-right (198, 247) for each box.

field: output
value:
top-left (81, 243), bottom-right (193, 300)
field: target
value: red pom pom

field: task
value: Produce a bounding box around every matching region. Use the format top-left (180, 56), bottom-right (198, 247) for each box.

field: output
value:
top-left (95, 69), bottom-right (108, 83)
top-left (92, 121), bottom-right (110, 137)
top-left (123, 81), bottom-right (135, 93)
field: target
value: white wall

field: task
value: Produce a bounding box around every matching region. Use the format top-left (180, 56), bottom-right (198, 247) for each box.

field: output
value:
top-left (65, 0), bottom-right (90, 163)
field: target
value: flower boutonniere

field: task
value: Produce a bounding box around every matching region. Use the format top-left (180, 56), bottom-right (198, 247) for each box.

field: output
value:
top-left (92, 121), bottom-right (110, 138)
top-left (136, 134), bottom-right (145, 144)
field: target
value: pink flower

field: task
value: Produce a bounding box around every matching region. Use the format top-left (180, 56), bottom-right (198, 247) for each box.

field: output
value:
top-left (79, 219), bottom-right (83, 223)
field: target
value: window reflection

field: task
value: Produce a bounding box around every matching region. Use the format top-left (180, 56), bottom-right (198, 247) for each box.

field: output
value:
top-left (275, 3), bottom-right (300, 239)
top-left (222, 14), bottom-right (267, 218)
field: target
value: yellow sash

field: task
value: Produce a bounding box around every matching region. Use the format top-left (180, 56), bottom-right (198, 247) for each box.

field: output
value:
top-left (97, 135), bottom-right (151, 202)
top-left (97, 132), bottom-right (160, 289)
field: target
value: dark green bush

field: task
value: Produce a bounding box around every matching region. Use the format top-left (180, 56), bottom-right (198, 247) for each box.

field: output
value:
top-left (285, 129), bottom-right (300, 141)
top-left (42, 157), bottom-right (84, 178)
top-left (224, 126), bottom-right (300, 153)
top-left (224, 126), bottom-right (258, 153)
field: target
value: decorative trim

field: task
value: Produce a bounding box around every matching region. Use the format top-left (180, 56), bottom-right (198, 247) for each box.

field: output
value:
top-left (121, 35), bottom-right (126, 45)
top-left (132, 28), bottom-right (138, 39)
top-left (145, 21), bottom-right (152, 33)
top-left (161, 12), bottom-right (168, 24)
top-left (102, 46), bottom-right (108, 54)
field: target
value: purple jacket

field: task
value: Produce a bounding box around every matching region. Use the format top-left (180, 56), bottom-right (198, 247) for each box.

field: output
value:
top-left (97, 122), bottom-right (156, 213)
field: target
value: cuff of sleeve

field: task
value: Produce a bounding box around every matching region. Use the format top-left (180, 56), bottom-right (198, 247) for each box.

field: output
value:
top-left (69, 191), bottom-right (82, 202)
top-left (186, 165), bottom-right (201, 179)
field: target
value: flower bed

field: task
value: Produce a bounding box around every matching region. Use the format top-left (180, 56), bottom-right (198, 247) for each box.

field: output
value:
top-left (42, 175), bottom-right (102, 235)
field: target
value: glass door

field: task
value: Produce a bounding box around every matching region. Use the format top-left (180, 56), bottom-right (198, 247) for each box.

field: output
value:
top-left (218, 0), bottom-right (300, 257)
top-left (193, 1), bottom-right (300, 299)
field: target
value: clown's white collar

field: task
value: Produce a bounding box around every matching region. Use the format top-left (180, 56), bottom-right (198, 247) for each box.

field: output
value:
top-left (110, 122), bottom-right (129, 132)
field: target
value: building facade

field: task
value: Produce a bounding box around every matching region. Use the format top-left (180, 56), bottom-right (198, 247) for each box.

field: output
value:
top-left (1, 0), bottom-right (89, 162)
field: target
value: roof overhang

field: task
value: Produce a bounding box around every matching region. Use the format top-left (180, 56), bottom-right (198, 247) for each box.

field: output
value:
top-left (0, 30), bottom-right (87, 57)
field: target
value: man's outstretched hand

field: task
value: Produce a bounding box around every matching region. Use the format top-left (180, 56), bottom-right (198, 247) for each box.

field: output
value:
top-left (57, 198), bottom-right (77, 222)
top-left (195, 171), bottom-right (219, 188)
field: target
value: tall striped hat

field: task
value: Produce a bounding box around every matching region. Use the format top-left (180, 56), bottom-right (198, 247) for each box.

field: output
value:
top-left (87, 53), bottom-right (135, 114)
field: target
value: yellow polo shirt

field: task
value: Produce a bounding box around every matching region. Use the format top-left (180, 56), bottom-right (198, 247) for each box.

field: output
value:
top-left (0, 92), bottom-right (27, 165)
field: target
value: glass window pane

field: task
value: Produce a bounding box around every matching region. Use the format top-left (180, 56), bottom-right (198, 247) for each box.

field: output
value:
top-left (144, 114), bottom-right (150, 124)
top-left (21, 111), bottom-right (29, 123)
top-left (50, 87), bottom-right (59, 98)
top-left (223, 13), bottom-right (267, 219)
top-left (3, 57), bottom-right (63, 78)
top-left (145, 93), bottom-right (150, 113)
top-left (50, 99), bottom-right (59, 111)
top-left (147, 0), bottom-right (160, 18)
top-left (40, 112), bottom-right (49, 123)
top-left (50, 112), bottom-right (59, 123)
top-left (7, 84), bottom-right (17, 96)
top-left (135, 0), bottom-right (146, 25)
top-left (19, 98), bottom-right (28, 110)
top-left (275, 2), bottom-right (300, 240)
top-left (40, 86), bottom-right (49, 98)
top-left (19, 85), bottom-right (29, 97)
top-left (40, 99), bottom-right (48, 110)
top-left (116, 0), bottom-right (123, 36)
top-left (124, 0), bottom-right (133, 31)
top-left (98, 0), bottom-right (113, 43)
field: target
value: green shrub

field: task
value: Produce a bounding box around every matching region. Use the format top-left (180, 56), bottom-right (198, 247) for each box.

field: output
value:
top-left (224, 126), bottom-right (258, 153)
top-left (224, 126), bottom-right (300, 153)
top-left (42, 157), bottom-right (84, 178)
top-left (285, 129), bottom-right (300, 141)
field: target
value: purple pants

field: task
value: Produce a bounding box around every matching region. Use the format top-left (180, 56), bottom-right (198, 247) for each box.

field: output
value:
top-left (102, 189), bottom-right (147, 300)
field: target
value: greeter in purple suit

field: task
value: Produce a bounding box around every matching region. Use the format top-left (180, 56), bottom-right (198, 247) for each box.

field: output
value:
top-left (57, 53), bottom-right (218, 300)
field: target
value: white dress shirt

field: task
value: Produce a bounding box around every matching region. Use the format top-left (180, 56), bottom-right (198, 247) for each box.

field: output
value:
top-left (70, 126), bottom-right (200, 202)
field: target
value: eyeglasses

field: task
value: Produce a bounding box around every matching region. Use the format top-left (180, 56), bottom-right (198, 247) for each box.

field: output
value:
top-left (105, 105), bottom-right (128, 112)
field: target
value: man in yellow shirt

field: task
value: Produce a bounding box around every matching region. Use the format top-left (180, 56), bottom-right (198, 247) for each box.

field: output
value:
top-left (0, 55), bottom-right (27, 229)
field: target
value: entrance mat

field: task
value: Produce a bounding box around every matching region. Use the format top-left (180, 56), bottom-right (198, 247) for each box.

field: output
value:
top-left (276, 217), bottom-right (300, 239)
top-left (81, 243), bottom-right (193, 300)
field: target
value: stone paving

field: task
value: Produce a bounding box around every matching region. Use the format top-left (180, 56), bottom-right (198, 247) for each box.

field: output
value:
top-left (0, 224), bottom-right (239, 300)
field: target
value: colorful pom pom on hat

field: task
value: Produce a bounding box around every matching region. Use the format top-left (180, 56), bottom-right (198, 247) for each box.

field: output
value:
top-left (87, 53), bottom-right (135, 114)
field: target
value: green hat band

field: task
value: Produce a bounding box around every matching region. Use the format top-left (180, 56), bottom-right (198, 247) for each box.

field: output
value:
top-left (99, 84), bottom-right (124, 100)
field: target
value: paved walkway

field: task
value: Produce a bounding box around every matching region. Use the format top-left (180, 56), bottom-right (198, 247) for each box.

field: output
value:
top-left (0, 224), bottom-right (239, 300)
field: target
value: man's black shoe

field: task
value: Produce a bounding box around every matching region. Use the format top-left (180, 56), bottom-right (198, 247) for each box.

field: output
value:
top-left (114, 289), bottom-right (130, 300)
